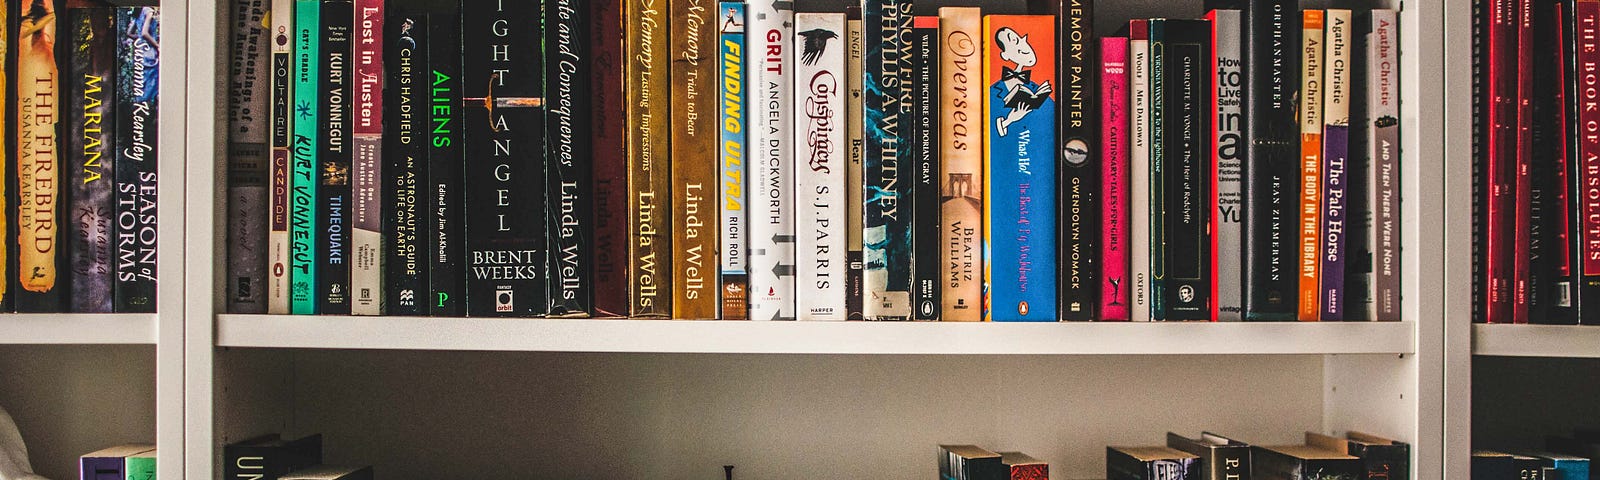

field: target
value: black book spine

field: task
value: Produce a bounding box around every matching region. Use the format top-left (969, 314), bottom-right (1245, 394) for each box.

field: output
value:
top-left (1347, 12), bottom-right (1373, 321)
top-left (1350, 444), bottom-right (1409, 480)
top-left (1059, 0), bottom-right (1099, 320)
top-left (1159, 19), bottom-right (1212, 320)
top-left (224, 0), bottom-right (269, 314)
top-left (912, 18), bottom-right (939, 320)
top-left (1531, 0), bottom-right (1576, 323)
top-left (1241, 0), bottom-right (1301, 320)
top-left (69, 7), bottom-right (116, 313)
top-left (462, 0), bottom-right (547, 316)
top-left (315, 0), bottom-right (352, 314)
top-left (113, 6), bottom-right (159, 313)
top-left (3, 0), bottom-right (16, 312)
top-left (545, 0), bottom-right (591, 317)
top-left (384, 11), bottom-right (426, 316)
top-left (426, 12), bottom-right (464, 316)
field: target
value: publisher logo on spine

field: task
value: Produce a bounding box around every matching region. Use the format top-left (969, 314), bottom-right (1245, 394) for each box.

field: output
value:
top-left (496, 288), bottom-right (514, 312)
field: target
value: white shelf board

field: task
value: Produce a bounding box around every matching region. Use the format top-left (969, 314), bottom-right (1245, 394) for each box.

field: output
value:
top-left (1473, 324), bottom-right (1600, 357)
top-left (0, 314), bottom-right (158, 345)
top-left (217, 315), bottom-right (1416, 355)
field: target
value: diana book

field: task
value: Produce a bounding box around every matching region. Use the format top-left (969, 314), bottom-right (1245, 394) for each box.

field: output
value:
top-left (984, 14), bottom-right (1057, 321)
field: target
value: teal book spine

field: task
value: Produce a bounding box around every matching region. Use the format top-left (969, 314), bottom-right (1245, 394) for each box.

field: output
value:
top-left (289, 0), bottom-right (320, 314)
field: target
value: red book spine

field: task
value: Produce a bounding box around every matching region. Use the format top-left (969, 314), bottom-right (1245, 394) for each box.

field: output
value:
top-left (1100, 36), bottom-right (1130, 321)
top-left (1485, 0), bottom-right (1518, 322)
top-left (591, 0), bottom-right (629, 317)
top-left (1513, 0), bottom-right (1535, 323)
top-left (1579, 0), bottom-right (1600, 305)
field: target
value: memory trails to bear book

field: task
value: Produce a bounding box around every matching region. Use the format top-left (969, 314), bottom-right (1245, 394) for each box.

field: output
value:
top-left (1106, 446), bottom-right (1200, 480)
top-left (747, 0), bottom-right (795, 320)
top-left (349, 0), bottom-right (384, 315)
top-left (383, 10), bottom-right (424, 316)
top-left (316, 0), bottom-right (353, 315)
top-left (672, 0), bottom-right (719, 319)
top-left (17, 0), bottom-right (64, 312)
top-left (626, 0), bottom-right (671, 318)
top-left (719, 1), bottom-right (749, 320)
top-left (547, 0), bottom-right (593, 317)
top-left (69, 7), bottom-right (117, 313)
top-left (114, 6), bottom-right (160, 313)
top-left (911, 15), bottom-right (940, 320)
top-left (225, 0), bottom-right (270, 314)
top-left (795, 12), bottom-right (847, 321)
top-left (938, 6), bottom-right (983, 322)
top-left (984, 14), bottom-right (1056, 321)
top-left (863, 0), bottom-right (912, 321)
top-left (462, 1), bottom-right (547, 316)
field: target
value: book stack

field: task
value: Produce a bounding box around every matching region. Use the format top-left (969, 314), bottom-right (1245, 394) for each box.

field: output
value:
top-left (1110, 431), bottom-right (1408, 480)
top-left (79, 445), bottom-right (155, 480)
top-left (939, 445), bottom-right (1049, 480)
top-left (0, 3), bottom-right (165, 314)
top-left (223, 433), bottom-right (374, 480)
top-left (222, 0), bottom-right (1403, 322)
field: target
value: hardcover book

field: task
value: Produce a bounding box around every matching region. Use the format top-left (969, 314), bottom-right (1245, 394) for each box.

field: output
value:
top-left (1107, 446), bottom-right (1201, 480)
top-left (940, 445), bottom-right (1005, 480)
top-left (747, 0), bottom-right (795, 320)
top-left (983, 14), bottom-right (1057, 321)
top-left (795, 12), bottom-right (847, 321)
top-left (546, 0), bottom-right (592, 317)
top-left (222, 434), bottom-right (324, 480)
top-left (281, 466), bottom-right (373, 480)
top-left (863, 0), bottom-right (913, 321)
top-left (671, 0), bottom-right (719, 319)
top-left (1343, 432), bottom-right (1409, 480)
top-left (0, 0), bottom-right (11, 311)
top-left (1537, 2), bottom-right (1575, 324)
top-left (1253, 444), bottom-right (1359, 480)
top-left (1482, 0), bottom-right (1518, 323)
top-left (1513, 0), bottom-right (1536, 324)
top-left (315, 0), bottom-right (352, 315)
top-left (1472, 451), bottom-right (1515, 480)
top-left (1208, 8), bottom-right (1244, 321)
top-left (1319, 9), bottom-right (1351, 321)
top-left (290, 0), bottom-right (321, 314)
top-left (68, 7), bottom-right (116, 313)
top-left (1034, 0), bottom-right (1097, 320)
top-left (626, 0), bottom-right (673, 318)
top-left (383, 9), bottom-right (425, 316)
top-left (225, 0), bottom-right (269, 314)
top-left (1570, 0), bottom-right (1600, 324)
top-left (125, 450), bottom-right (155, 480)
top-left (1242, 0), bottom-right (1301, 321)
top-left (349, 0), bottom-right (384, 316)
top-left (1297, 9), bottom-right (1325, 321)
top-left (1150, 18), bottom-right (1213, 320)
top-left (1365, 10), bottom-right (1401, 321)
top-left (1130, 19), bottom-right (1151, 321)
top-left (718, 1), bottom-right (748, 320)
top-left (426, 11), bottom-right (464, 317)
top-left (846, 6), bottom-right (865, 320)
top-left (591, 0), bottom-right (628, 317)
top-left (113, 6), bottom-right (159, 313)
top-left (1168, 433), bottom-right (1251, 480)
top-left (267, 0), bottom-right (294, 314)
top-left (1100, 35), bottom-right (1129, 321)
top-left (18, 0), bottom-right (64, 312)
top-left (462, 0), bottom-right (547, 316)
top-left (1532, 452), bottom-right (1589, 480)
top-left (999, 452), bottom-right (1048, 480)
top-left (938, 6), bottom-right (983, 321)
top-left (79, 444), bottom-right (152, 480)
top-left (912, 14), bottom-right (940, 320)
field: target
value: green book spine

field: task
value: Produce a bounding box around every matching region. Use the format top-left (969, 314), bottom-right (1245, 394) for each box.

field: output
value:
top-left (124, 455), bottom-right (155, 480)
top-left (289, 0), bottom-right (321, 314)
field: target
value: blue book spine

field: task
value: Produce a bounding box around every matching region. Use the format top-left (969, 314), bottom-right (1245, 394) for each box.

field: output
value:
top-left (718, 1), bottom-right (748, 319)
top-left (983, 14), bottom-right (1057, 321)
top-left (863, 0), bottom-right (913, 320)
top-left (289, 0), bottom-right (320, 314)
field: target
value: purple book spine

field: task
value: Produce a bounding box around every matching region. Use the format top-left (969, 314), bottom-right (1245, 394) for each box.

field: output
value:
top-left (1321, 124), bottom-right (1348, 320)
top-left (80, 457), bottom-right (124, 480)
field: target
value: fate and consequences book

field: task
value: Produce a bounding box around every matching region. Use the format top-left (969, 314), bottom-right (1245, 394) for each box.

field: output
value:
top-left (983, 14), bottom-right (1057, 321)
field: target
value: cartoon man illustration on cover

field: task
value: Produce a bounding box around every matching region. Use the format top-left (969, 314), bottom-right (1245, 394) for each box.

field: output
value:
top-left (991, 27), bottom-right (1052, 137)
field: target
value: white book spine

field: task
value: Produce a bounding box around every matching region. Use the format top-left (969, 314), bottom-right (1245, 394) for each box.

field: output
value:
top-left (794, 13), bottom-right (848, 321)
top-left (267, 0), bottom-right (295, 314)
top-left (1368, 9), bottom-right (1400, 320)
top-left (746, 1), bottom-right (796, 320)
top-left (1129, 32), bottom-right (1151, 322)
top-left (1212, 10), bottom-right (1244, 321)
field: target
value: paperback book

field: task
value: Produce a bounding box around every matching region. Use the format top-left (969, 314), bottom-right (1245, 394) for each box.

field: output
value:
top-left (984, 14), bottom-right (1057, 321)
top-left (795, 12), bottom-right (848, 321)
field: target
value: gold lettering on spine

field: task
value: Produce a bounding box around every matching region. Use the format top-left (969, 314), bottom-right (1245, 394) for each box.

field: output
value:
top-left (19, 3), bottom-right (58, 292)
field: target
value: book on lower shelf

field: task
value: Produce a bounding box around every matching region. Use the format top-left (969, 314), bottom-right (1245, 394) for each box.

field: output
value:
top-left (79, 444), bottom-right (153, 480)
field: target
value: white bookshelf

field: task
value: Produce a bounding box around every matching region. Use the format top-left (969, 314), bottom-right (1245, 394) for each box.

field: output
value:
top-left (0, 314), bottom-right (157, 345)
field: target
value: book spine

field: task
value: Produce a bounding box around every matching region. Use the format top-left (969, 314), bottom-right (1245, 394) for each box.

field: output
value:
top-left (290, 0), bottom-right (320, 314)
top-left (1058, 0), bottom-right (1097, 321)
top-left (671, 0), bottom-right (718, 319)
top-left (1576, 0), bottom-right (1600, 324)
top-left (125, 456), bottom-right (156, 480)
top-left (718, 1), bottom-right (748, 320)
top-left (1346, 11), bottom-right (1372, 321)
top-left (912, 15), bottom-right (939, 320)
top-left (1320, 9), bottom-right (1350, 321)
top-left (80, 457), bottom-right (124, 480)
top-left (747, 0), bottom-right (795, 320)
top-left (1485, 0), bottom-right (1517, 322)
top-left (112, 7), bottom-right (158, 313)
top-left (1514, 0), bottom-right (1537, 323)
top-left (625, 0), bottom-right (672, 318)
top-left (225, 0), bottom-right (270, 314)
top-left (383, 10), bottom-right (425, 316)
top-left (267, 0), bottom-right (294, 314)
top-left (425, 12), bottom-right (463, 316)
top-left (546, 0), bottom-right (592, 317)
top-left (984, 14), bottom-right (1057, 321)
top-left (591, 0), bottom-right (627, 317)
top-left (69, 8), bottom-right (116, 313)
top-left (0, 0), bottom-right (11, 312)
top-left (1297, 10), bottom-right (1324, 321)
top-left (350, 0), bottom-right (383, 315)
top-left (17, 0), bottom-right (63, 312)
top-left (315, 0), bottom-right (352, 315)
top-left (1367, 10), bottom-right (1402, 320)
top-left (462, 0), bottom-right (548, 316)
top-left (794, 13), bottom-right (847, 321)
top-left (1130, 19), bottom-right (1151, 321)
top-left (1100, 35), bottom-right (1129, 321)
top-left (1157, 19), bottom-right (1212, 320)
top-left (938, 7), bottom-right (982, 321)
top-left (846, 7), bottom-right (865, 320)
top-left (863, 0), bottom-right (912, 321)
top-left (1209, 9), bottom-right (1244, 321)
top-left (1149, 19), bottom-right (1168, 319)
top-left (1242, 0), bottom-right (1300, 320)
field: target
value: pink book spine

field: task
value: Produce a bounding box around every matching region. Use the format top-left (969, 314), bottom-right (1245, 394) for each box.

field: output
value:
top-left (1100, 36), bottom-right (1131, 320)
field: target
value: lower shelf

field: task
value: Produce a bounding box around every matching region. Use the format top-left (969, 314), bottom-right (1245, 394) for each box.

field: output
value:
top-left (1473, 323), bottom-right (1600, 357)
top-left (216, 315), bottom-right (1416, 354)
top-left (0, 314), bottom-right (158, 345)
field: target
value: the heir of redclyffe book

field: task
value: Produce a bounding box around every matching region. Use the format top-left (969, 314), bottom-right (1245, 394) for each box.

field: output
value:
top-left (113, 6), bottom-right (159, 313)
top-left (546, 0), bottom-right (593, 317)
top-left (225, 0), bottom-right (269, 314)
top-left (671, 0), bottom-right (718, 319)
top-left (384, 9), bottom-right (425, 316)
top-left (316, 0), bottom-right (352, 315)
top-left (426, 11), bottom-right (465, 317)
top-left (462, 1), bottom-right (548, 316)
top-left (69, 7), bottom-right (117, 313)
top-left (1149, 18), bottom-right (1212, 321)
top-left (626, 0), bottom-right (673, 318)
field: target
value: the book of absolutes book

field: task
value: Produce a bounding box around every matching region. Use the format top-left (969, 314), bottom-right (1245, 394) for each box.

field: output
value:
top-left (795, 12), bottom-right (848, 321)
top-left (938, 6), bottom-right (983, 321)
top-left (747, 0), bottom-right (796, 320)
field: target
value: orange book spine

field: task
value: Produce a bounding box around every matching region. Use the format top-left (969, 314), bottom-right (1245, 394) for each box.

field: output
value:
top-left (1297, 10), bottom-right (1325, 321)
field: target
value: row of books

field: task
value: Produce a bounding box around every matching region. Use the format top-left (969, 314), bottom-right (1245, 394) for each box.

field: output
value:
top-left (940, 445), bottom-right (1047, 479)
top-left (1475, 0), bottom-right (1600, 325)
top-left (942, 431), bottom-right (1409, 480)
top-left (0, 3), bottom-right (162, 313)
top-left (1474, 429), bottom-right (1600, 480)
top-left (78, 445), bottom-right (155, 480)
top-left (221, 0), bottom-right (1403, 322)
top-left (222, 433), bottom-right (372, 480)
